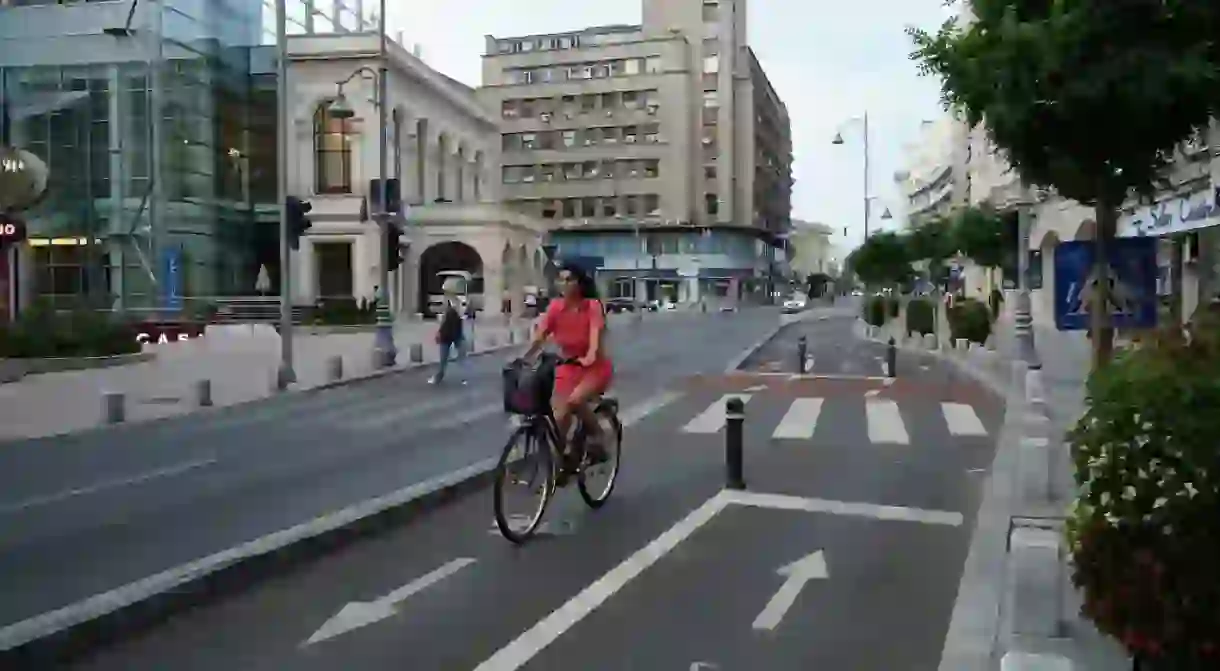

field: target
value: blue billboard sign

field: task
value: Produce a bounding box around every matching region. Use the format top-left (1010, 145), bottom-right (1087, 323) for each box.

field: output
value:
top-left (1053, 238), bottom-right (1157, 331)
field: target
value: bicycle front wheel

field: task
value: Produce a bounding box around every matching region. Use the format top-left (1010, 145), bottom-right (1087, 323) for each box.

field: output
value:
top-left (493, 422), bottom-right (555, 544)
top-left (578, 405), bottom-right (622, 509)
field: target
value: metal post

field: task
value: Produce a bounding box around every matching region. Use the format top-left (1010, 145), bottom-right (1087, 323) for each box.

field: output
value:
top-left (274, 0), bottom-right (295, 389)
top-left (796, 336), bottom-right (807, 374)
top-left (886, 336), bottom-right (897, 378)
top-left (148, 0), bottom-right (166, 312)
top-left (1014, 203), bottom-right (1041, 369)
top-left (725, 396), bottom-right (745, 490)
top-left (862, 111), bottom-right (870, 240)
top-left (371, 0), bottom-right (396, 368)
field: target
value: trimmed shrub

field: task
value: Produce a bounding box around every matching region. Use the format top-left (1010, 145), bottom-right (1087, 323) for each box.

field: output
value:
top-left (1066, 328), bottom-right (1220, 667)
top-left (863, 295), bottom-right (887, 327)
top-left (0, 302), bottom-right (140, 358)
top-left (947, 297), bottom-right (991, 344)
top-left (905, 298), bottom-right (936, 335)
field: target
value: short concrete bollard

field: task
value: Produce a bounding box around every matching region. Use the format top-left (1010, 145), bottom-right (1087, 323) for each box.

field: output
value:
top-left (102, 391), bottom-right (126, 424)
top-left (194, 379), bottom-right (213, 407)
top-left (409, 343), bottom-right (424, 363)
top-left (1006, 522), bottom-right (1067, 639)
top-left (327, 355), bottom-right (343, 382)
top-left (955, 337), bottom-right (968, 350)
top-left (507, 329), bottom-right (516, 345)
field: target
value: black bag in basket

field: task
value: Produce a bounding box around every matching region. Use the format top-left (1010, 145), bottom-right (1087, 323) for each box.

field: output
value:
top-left (502, 357), bottom-right (556, 415)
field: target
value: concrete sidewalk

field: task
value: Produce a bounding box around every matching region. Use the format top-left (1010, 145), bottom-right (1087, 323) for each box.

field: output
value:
top-left (0, 316), bottom-right (524, 442)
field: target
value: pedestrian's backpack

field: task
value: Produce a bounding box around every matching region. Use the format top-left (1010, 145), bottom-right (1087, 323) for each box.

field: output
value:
top-left (439, 302), bottom-right (462, 343)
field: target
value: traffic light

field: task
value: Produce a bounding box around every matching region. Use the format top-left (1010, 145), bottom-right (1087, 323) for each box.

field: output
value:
top-left (286, 196), bottom-right (312, 250)
top-left (384, 223), bottom-right (404, 270)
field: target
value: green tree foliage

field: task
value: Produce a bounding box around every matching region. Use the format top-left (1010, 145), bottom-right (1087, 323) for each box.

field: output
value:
top-left (951, 204), bottom-right (1006, 270)
top-left (909, 0), bottom-right (1220, 366)
top-left (851, 232), bottom-right (913, 288)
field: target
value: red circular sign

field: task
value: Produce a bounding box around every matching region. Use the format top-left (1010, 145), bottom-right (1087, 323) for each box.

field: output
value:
top-left (0, 215), bottom-right (26, 248)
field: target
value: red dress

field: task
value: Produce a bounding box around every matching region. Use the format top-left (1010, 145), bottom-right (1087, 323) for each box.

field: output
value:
top-left (540, 297), bottom-right (614, 399)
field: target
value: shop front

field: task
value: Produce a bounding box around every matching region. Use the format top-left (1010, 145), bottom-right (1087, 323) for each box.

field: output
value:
top-left (1119, 186), bottom-right (1220, 321)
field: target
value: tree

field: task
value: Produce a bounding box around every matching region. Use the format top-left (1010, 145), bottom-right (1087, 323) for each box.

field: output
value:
top-left (951, 203), bottom-right (1006, 270)
top-left (909, 0), bottom-right (1220, 368)
top-left (851, 232), bottom-right (914, 288)
top-left (904, 215), bottom-right (957, 288)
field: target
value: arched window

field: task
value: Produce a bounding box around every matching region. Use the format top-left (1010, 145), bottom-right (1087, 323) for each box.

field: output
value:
top-left (314, 102), bottom-right (352, 194)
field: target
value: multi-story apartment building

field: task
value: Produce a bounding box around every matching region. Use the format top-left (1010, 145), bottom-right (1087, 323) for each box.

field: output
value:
top-left (478, 0), bottom-right (792, 305)
top-left (894, 117), bottom-right (959, 229)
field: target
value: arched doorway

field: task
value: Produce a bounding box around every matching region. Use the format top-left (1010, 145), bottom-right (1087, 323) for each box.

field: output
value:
top-left (418, 241), bottom-right (484, 318)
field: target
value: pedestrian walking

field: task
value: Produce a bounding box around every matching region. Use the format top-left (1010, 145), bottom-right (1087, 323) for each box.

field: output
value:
top-left (429, 290), bottom-right (466, 385)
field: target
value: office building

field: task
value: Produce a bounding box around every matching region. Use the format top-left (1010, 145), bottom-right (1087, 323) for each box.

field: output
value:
top-left (478, 0), bottom-right (792, 304)
top-left (0, 0), bottom-right (372, 314)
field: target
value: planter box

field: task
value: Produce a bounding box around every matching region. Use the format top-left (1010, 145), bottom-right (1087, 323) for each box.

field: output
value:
top-left (0, 352), bottom-right (154, 382)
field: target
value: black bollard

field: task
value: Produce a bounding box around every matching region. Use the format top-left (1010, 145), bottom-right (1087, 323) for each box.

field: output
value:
top-left (725, 397), bottom-right (746, 490)
top-left (796, 336), bottom-right (807, 374)
top-left (886, 337), bottom-right (897, 378)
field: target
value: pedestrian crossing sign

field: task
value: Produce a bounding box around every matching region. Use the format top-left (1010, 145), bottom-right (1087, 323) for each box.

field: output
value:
top-left (1053, 238), bottom-right (1158, 331)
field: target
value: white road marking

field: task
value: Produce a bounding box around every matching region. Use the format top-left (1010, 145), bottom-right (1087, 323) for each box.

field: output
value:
top-left (865, 399), bottom-right (910, 444)
top-left (941, 402), bottom-right (988, 437)
top-left (720, 490), bottom-right (964, 526)
top-left (882, 377), bottom-right (895, 387)
top-left (0, 456), bottom-right (501, 650)
top-left (472, 489), bottom-right (961, 670)
top-left (681, 394), bottom-right (752, 434)
top-left (743, 384), bottom-right (767, 392)
top-left (751, 550), bottom-right (829, 631)
top-left (0, 458), bottom-right (217, 515)
top-left (863, 389), bottom-right (881, 398)
top-left (304, 557), bottom-right (476, 645)
top-left (771, 398), bottom-right (823, 440)
top-left (619, 390), bottom-right (684, 427)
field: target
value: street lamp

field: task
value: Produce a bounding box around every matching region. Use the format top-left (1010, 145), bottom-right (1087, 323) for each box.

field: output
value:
top-left (832, 113), bottom-right (874, 240)
top-left (327, 64), bottom-right (394, 369)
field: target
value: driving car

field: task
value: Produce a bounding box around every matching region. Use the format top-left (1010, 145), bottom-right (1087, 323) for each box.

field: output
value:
top-left (781, 295), bottom-right (807, 314)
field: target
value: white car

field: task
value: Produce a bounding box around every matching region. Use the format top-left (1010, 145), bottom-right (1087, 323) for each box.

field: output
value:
top-left (781, 297), bottom-right (807, 313)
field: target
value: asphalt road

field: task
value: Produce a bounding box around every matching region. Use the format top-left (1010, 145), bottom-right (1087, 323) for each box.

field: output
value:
top-left (0, 308), bottom-right (786, 638)
top-left (65, 309), bottom-right (1004, 671)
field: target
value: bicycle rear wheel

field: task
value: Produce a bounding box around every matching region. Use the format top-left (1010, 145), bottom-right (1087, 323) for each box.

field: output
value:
top-left (577, 405), bottom-right (622, 509)
top-left (493, 422), bottom-right (555, 544)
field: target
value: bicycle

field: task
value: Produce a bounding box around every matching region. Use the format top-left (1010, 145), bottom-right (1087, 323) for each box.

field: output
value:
top-left (493, 353), bottom-right (623, 544)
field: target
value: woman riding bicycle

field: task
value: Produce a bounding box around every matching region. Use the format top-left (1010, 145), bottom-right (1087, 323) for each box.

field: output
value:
top-left (521, 262), bottom-right (613, 462)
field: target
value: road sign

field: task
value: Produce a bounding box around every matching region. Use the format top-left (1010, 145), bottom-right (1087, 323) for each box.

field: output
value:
top-left (162, 247), bottom-right (182, 310)
top-left (1053, 238), bottom-right (1158, 331)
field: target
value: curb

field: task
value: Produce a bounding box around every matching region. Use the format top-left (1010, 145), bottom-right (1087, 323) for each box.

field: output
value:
top-left (722, 310), bottom-right (845, 373)
top-left (0, 456), bottom-right (504, 667)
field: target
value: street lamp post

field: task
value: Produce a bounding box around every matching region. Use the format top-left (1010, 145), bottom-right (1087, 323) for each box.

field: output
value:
top-left (325, 25), bottom-right (393, 367)
top-left (1013, 193), bottom-right (1041, 369)
top-left (833, 112), bottom-right (872, 240)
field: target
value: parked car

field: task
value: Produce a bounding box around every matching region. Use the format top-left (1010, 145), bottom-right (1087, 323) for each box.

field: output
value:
top-left (604, 297), bottom-right (637, 313)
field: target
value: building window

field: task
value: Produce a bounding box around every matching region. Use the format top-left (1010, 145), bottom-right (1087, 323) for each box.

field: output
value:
top-left (644, 194), bottom-right (660, 214)
top-left (645, 56), bottom-right (663, 74)
top-left (702, 55), bottom-right (719, 74)
top-left (314, 102), bottom-right (352, 194)
top-left (702, 2), bottom-right (718, 22)
top-left (705, 193), bottom-right (719, 215)
top-left (703, 91), bottom-right (718, 108)
top-left (644, 160), bottom-right (660, 178)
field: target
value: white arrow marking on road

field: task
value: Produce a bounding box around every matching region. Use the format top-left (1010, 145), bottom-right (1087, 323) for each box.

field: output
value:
top-left (690, 663), bottom-right (720, 670)
top-left (751, 550), bottom-right (828, 631)
top-left (304, 557), bottom-right (476, 645)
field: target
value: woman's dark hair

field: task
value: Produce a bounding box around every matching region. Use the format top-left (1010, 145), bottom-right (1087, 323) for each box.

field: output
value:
top-left (559, 262), bottom-right (600, 300)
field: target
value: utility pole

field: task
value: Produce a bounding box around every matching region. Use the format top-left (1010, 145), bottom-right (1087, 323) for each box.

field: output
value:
top-left (274, 0), bottom-right (295, 388)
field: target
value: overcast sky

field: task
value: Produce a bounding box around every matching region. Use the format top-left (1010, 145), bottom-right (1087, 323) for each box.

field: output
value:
top-left (385, 0), bottom-right (955, 254)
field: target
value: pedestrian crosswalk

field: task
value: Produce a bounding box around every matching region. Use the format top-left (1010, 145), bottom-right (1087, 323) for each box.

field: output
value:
top-left (671, 393), bottom-right (993, 446)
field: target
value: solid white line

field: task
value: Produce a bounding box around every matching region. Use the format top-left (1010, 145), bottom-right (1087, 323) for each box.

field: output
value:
top-left (771, 398), bottom-right (823, 440)
top-left (941, 402), bottom-right (988, 437)
top-left (0, 456), bottom-right (501, 650)
top-left (0, 458), bottom-right (217, 515)
top-left (470, 492), bottom-right (733, 671)
top-left (720, 490), bottom-right (964, 526)
top-left (619, 390), bottom-right (684, 427)
top-left (865, 399), bottom-right (910, 445)
top-left (681, 394), bottom-right (751, 434)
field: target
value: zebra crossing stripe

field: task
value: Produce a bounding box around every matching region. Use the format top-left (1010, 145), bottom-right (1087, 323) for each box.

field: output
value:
top-left (771, 398), bottom-right (823, 439)
top-left (681, 393), bottom-right (752, 434)
top-left (940, 402), bottom-right (988, 437)
top-left (865, 399), bottom-right (910, 445)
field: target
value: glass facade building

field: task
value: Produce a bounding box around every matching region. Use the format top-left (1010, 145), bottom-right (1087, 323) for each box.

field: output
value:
top-left (0, 0), bottom-right (373, 311)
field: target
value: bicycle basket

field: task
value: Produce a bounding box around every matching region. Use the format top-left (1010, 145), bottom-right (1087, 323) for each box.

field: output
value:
top-left (502, 357), bottom-right (556, 415)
